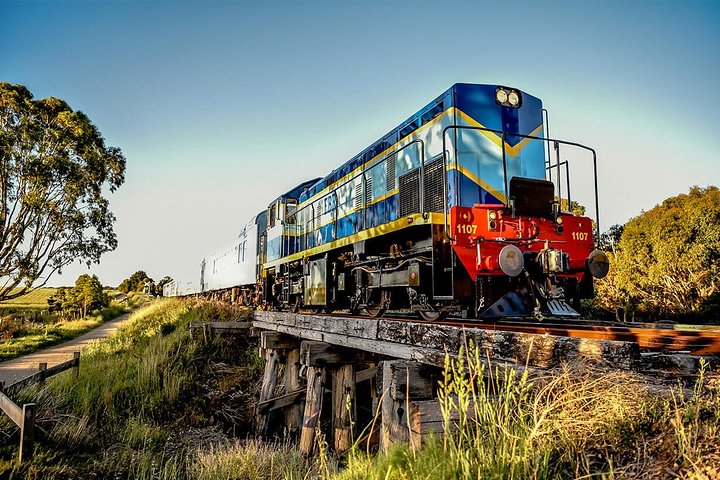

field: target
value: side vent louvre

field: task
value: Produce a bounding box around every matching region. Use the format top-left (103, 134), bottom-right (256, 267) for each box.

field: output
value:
top-left (399, 170), bottom-right (420, 217)
top-left (398, 156), bottom-right (445, 216)
top-left (354, 183), bottom-right (363, 210)
top-left (423, 157), bottom-right (445, 213)
top-left (365, 176), bottom-right (373, 204)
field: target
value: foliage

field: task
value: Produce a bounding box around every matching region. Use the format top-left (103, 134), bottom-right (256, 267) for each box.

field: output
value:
top-left (118, 270), bottom-right (155, 294)
top-left (0, 83), bottom-right (126, 301)
top-left (559, 197), bottom-right (586, 217)
top-left (47, 274), bottom-right (109, 319)
top-left (156, 275), bottom-right (173, 295)
top-left (596, 186), bottom-right (720, 320)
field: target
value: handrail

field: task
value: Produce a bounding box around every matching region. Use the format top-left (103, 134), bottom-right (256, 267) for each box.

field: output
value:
top-left (442, 125), bottom-right (601, 243)
top-left (546, 160), bottom-right (572, 212)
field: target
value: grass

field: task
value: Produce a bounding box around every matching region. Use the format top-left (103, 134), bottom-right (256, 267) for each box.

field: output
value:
top-left (335, 347), bottom-right (720, 480)
top-left (0, 288), bottom-right (57, 310)
top-left (0, 300), bottom-right (718, 479)
top-left (0, 298), bottom-right (271, 479)
top-left (0, 291), bottom-right (149, 362)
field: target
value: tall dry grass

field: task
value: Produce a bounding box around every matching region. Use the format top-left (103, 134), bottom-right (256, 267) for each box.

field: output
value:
top-left (336, 344), bottom-right (719, 480)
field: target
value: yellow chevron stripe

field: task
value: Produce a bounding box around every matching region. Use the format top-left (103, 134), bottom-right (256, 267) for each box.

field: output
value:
top-left (299, 107), bottom-right (542, 208)
top-left (263, 212), bottom-right (445, 269)
top-left (455, 109), bottom-right (544, 156)
top-left (453, 163), bottom-right (507, 203)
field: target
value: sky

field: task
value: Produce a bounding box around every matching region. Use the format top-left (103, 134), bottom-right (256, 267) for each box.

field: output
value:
top-left (1, 0), bottom-right (719, 287)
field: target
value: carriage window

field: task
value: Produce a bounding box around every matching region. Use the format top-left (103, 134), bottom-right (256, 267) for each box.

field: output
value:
top-left (285, 201), bottom-right (297, 224)
top-left (269, 204), bottom-right (276, 227)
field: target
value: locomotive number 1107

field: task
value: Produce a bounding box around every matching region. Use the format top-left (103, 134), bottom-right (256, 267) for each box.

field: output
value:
top-left (456, 224), bottom-right (478, 234)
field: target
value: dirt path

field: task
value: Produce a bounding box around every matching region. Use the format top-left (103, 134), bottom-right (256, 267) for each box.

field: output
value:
top-left (0, 312), bottom-right (133, 385)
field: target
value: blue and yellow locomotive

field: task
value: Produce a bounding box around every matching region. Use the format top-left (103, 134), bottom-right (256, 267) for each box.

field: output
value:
top-left (173, 83), bottom-right (609, 320)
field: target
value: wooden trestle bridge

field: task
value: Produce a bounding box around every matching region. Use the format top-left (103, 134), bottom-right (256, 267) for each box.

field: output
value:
top-left (193, 311), bottom-right (720, 454)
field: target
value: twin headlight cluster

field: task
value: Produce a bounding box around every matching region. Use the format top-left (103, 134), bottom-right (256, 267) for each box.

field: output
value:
top-left (497, 246), bottom-right (610, 279)
top-left (495, 86), bottom-right (522, 108)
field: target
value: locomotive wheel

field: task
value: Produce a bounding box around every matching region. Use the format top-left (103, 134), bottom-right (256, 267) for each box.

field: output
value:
top-left (417, 310), bottom-right (447, 322)
top-left (365, 305), bottom-right (386, 318)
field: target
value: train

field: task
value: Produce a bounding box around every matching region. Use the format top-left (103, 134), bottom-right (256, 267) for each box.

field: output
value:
top-left (164, 83), bottom-right (610, 320)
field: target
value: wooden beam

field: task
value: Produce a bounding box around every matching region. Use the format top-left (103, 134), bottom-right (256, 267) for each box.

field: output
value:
top-left (299, 366), bottom-right (325, 455)
top-left (332, 364), bottom-right (356, 452)
top-left (257, 388), bottom-right (306, 413)
top-left (387, 361), bottom-right (435, 401)
top-left (4, 354), bottom-right (81, 397)
top-left (0, 390), bottom-right (23, 426)
top-left (261, 331), bottom-right (298, 350)
top-left (189, 321), bottom-right (251, 331)
top-left (255, 311), bottom-right (640, 371)
top-left (355, 367), bottom-right (378, 384)
top-left (300, 341), bottom-right (373, 367)
top-left (284, 348), bottom-right (303, 435)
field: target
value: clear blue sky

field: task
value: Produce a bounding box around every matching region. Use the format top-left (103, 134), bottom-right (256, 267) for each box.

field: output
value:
top-left (1, 0), bottom-right (719, 287)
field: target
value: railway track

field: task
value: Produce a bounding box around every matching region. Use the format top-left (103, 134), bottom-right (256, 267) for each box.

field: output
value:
top-left (295, 310), bottom-right (720, 356)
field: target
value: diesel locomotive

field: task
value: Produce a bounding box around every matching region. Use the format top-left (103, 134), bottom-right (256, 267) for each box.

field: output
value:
top-left (165, 83), bottom-right (609, 320)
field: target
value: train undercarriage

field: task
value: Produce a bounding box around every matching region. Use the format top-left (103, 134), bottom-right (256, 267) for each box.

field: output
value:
top-left (263, 222), bottom-right (603, 321)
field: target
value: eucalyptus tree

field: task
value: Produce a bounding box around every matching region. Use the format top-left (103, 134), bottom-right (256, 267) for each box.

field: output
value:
top-left (0, 83), bottom-right (126, 300)
top-left (597, 186), bottom-right (720, 320)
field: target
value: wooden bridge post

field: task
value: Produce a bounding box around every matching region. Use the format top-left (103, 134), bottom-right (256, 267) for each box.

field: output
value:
top-left (256, 348), bottom-right (281, 435)
top-left (380, 360), bottom-right (435, 452)
top-left (299, 365), bottom-right (325, 455)
top-left (331, 364), bottom-right (356, 452)
top-left (284, 348), bottom-right (303, 436)
top-left (257, 332), bottom-right (301, 436)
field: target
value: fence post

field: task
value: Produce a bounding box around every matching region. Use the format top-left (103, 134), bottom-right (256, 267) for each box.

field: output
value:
top-left (38, 363), bottom-right (47, 392)
top-left (19, 403), bottom-right (35, 463)
top-left (73, 351), bottom-right (80, 380)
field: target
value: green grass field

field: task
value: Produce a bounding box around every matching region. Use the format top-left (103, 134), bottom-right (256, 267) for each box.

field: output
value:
top-left (0, 288), bottom-right (57, 310)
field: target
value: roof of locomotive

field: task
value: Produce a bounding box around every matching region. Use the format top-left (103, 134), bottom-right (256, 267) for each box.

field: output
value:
top-left (297, 83), bottom-right (540, 203)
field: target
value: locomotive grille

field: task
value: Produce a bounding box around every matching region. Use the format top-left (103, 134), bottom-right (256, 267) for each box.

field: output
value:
top-left (399, 157), bottom-right (445, 216)
top-left (365, 176), bottom-right (373, 204)
top-left (354, 183), bottom-right (363, 210)
top-left (386, 154), bottom-right (396, 191)
top-left (423, 157), bottom-right (445, 212)
top-left (399, 169), bottom-right (420, 216)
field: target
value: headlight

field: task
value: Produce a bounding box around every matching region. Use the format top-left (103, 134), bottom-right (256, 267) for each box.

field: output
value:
top-left (498, 245), bottom-right (524, 277)
top-left (495, 87), bottom-right (522, 108)
top-left (488, 210), bottom-right (498, 220)
top-left (587, 249), bottom-right (610, 279)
